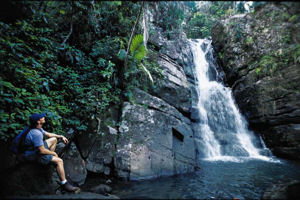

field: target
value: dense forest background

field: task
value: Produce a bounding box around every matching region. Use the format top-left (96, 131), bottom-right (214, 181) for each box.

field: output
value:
top-left (0, 1), bottom-right (258, 141)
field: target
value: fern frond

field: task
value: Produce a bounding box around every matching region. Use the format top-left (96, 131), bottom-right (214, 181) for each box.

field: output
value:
top-left (134, 45), bottom-right (145, 61)
top-left (130, 34), bottom-right (144, 55)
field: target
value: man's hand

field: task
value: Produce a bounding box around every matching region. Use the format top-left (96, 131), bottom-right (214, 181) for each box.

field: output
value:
top-left (61, 136), bottom-right (69, 144)
top-left (39, 145), bottom-right (58, 157)
top-left (53, 152), bottom-right (58, 157)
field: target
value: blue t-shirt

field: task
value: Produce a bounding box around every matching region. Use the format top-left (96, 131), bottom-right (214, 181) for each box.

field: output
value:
top-left (24, 128), bottom-right (46, 160)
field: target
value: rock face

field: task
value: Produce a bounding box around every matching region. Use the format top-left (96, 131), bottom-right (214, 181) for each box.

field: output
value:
top-left (92, 2), bottom-right (198, 181)
top-left (262, 180), bottom-right (300, 199)
top-left (109, 3), bottom-right (197, 180)
top-left (211, 2), bottom-right (300, 159)
top-left (75, 106), bottom-right (119, 177)
top-left (148, 25), bottom-right (196, 117)
top-left (114, 89), bottom-right (196, 180)
top-left (0, 140), bottom-right (60, 197)
top-left (63, 142), bottom-right (87, 186)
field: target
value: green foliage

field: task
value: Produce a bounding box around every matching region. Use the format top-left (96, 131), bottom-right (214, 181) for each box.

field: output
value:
top-left (280, 12), bottom-right (290, 21)
top-left (155, 2), bottom-right (186, 39)
top-left (186, 12), bottom-right (213, 38)
top-left (130, 34), bottom-right (146, 61)
top-left (0, 1), bottom-right (159, 141)
top-left (218, 52), bottom-right (223, 59)
top-left (251, 2), bottom-right (267, 12)
top-left (281, 30), bottom-right (291, 44)
top-left (289, 15), bottom-right (298, 23)
top-left (259, 55), bottom-right (278, 75)
top-left (254, 44), bottom-right (300, 78)
top-left (237, 2), bottom-right (246, 13)
top-left (233, 25), bottom-right (243, 42)
top-left (245, 36), bottom-right (254, 45)
top-left (292, 44), bottom-right (300, 64)
top-left (184, 2), bottom-right (245, 39)
top-left (255, 67), bottom-right (262, 75)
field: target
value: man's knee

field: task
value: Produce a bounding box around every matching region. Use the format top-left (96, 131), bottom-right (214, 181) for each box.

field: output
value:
top-left (46, 137), bottom-right (57, 147)
top-left (52, 157), bottom-right (63, 165)
top-left (51, 137), bottom-right (58, 143)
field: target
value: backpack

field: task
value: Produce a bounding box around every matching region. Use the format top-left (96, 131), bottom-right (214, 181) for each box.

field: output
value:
top-left (10, 127), bottom-right (31, 154)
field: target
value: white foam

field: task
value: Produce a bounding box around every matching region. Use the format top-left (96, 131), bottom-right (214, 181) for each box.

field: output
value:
top-left (189, 39), bottom-right (277, 163)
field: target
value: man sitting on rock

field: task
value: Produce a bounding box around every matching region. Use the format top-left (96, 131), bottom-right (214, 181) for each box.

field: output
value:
top-left (23, 113), bottom-right (81, 193)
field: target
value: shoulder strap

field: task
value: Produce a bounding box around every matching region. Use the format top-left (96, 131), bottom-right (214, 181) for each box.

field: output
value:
top-left (18, 127), bottom-right (32, 153)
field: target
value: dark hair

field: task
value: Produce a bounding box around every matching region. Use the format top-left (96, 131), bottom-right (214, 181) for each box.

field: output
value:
top-left (29, 113), bottom-right (45, 128)
top-left (29, 118), bottom-right (38, 128)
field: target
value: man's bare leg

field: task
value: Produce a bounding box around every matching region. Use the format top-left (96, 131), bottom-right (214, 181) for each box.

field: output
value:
top-left (51, 156), bottom-right (66, 181)
top-left (51, 156), bottom-right (80, 192)
top-left (45, 137), bottom-right (57, 152)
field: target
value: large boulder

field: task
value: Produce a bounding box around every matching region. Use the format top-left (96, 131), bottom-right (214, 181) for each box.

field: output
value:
top-left (211, 2), bottom-right (300, 159)
top-left (0, 140), bottom-right (59, 197)
top-left (114, 89), bottom-right (196, 181)
top-left (0, 137), bottom-right (87, 197)
top-left (63, 142), bottom-right (87, 186)
top-left (74, 106), bottom-right (119, 176)
top-left (262, 180), bottom-right (300, 199)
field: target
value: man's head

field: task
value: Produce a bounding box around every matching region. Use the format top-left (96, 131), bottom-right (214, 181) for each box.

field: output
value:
top-left (29, 113), bottom-right (46, 128)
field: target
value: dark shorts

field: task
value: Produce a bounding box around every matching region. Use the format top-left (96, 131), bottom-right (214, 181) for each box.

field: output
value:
top-left (37, 141), bottom-right (54, 165)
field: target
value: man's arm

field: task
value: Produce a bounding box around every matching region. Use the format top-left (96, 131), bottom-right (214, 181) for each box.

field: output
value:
top-left (38, 145), bottom-right (58, 157)
top-left (45, 131), bottom-right (69, 144)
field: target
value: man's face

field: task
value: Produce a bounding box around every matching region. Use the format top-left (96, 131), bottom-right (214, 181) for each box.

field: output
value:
top-left (37, 117), bottom-right (45, 126)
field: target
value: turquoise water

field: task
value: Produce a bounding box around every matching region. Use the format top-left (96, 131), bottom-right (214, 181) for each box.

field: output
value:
top-left (112, 159), bottom-right (300, 199)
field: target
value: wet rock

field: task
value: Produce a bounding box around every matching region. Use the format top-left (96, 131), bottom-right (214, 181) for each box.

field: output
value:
top-left (75, 106), bottom-right (119, 176)
top-left (147, 3), bottom-right (195, 116)
top-left (114, 89), bottom-right (196, 181)
top-left (0, 161), bottom-right (59, 197)
top-left (262, 180), bottom-right (300, 199)
top-left (89, 184), bottom-right (112, 195)
top-left (152, 54), bottom-right (191, 115)
top-left (0, 140), bottom-right (60, 197)
top-left (261, 124), bottom-right (300, 160)
top-left (8, 192), bottom-right (119, 199)
top-left (63, 142), bottom-right (87, 186)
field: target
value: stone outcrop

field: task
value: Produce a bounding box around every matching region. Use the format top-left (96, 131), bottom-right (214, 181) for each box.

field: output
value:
top-left (107, 3), bottom-right (197, 180)
top-left (114, 89), bottom-right (196, 180)
top-left (0, 140), bottom-right (59, 197)
top-left (211, 2), bottom-right (300, 159)
top-left (63, 142), bottom-right (87, 186)
top-left (148, 25), bottom-right (196, 117)
top-left (262, 180), bottom-right (300, 199)
top-left (10, 192), bottom-right (119, 199)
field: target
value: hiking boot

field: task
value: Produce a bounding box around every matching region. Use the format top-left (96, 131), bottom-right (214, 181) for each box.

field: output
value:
top-left (62, 182), bottom-right (81, 193)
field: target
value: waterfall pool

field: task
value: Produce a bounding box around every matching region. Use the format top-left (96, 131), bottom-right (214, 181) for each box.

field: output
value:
top-left (112, 158), bottom-right (300, 199)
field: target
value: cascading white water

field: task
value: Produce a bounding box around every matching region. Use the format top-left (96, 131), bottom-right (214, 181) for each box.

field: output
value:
top-left (189, 39), bottom-right (273, 162)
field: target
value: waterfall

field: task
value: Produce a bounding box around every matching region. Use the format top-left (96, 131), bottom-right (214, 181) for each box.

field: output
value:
top-left (189, 39), bottom-right (273, 162)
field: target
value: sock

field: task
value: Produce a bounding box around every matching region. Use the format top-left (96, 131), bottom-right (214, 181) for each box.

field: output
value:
top-left (61, 180), bottom-right (67, 185)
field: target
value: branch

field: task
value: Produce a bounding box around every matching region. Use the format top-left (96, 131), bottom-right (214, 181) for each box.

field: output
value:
top-left (121, 1), bottom-right (144, 89)
top-left (61, 2), bottom-right (73, 47)
top-left (61, 21), bottom-right (73, 46)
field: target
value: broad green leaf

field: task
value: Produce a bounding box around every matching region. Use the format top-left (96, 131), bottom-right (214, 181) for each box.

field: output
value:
top-left (130, 34), bottom-right (143, 55)
top-left (118, 49), bottom-right (126, 60)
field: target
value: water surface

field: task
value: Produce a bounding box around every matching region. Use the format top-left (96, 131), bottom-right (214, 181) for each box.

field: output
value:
top-left (112, 159), bottom-right (300, 199)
